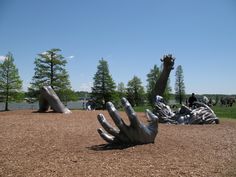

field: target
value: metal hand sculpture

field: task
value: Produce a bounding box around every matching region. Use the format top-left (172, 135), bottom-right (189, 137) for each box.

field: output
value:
top-left (97, 98), bottom-right (159, 145)
top-left (38, 86), bottom-right (71, 114)
top-left (154, 96), bottom-right (219, 124)
top-left (151, 54), bottom-right (175, 100)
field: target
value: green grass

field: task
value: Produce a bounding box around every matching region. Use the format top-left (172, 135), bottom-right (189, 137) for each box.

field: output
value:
top-left (212, 104), bottom-right (236, 119)
top-left (133, 105), bottom-right (152, 112)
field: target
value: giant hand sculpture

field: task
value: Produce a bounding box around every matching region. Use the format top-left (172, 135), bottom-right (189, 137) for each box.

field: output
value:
top-left (38, 86), bottom-right (71, 114)
top-left (97, 98), bottom-right (159, 145)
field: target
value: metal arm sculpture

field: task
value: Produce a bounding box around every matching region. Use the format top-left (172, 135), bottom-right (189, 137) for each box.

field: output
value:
top-left (151, 54), bottom-right (175, 100)
top-left (38, 86), bottom-right (71, 114)
top-left (97, 98), bottom-right (159, 145)
top-left (154, 96), bottom-right (219, 124)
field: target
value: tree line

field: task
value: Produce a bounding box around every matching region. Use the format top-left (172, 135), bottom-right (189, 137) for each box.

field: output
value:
top-left (0, 48), bottom-right (186, 111)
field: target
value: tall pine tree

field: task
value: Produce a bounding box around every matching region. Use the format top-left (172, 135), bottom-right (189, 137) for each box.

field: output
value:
top-left (146, 65), bottom-right (160, 105)
top-left (127, 76), bottom-right (145, 106)
top-left (117, 82), bottom-right (126, 99)
top-left (92, 58), bottom-right (116, 109)
top-left (29, 48), bottom-right (71, 99)
top-left (0, 52), bottom-right (22, 111)
top-left (175, 65), bottom-right (185, 104)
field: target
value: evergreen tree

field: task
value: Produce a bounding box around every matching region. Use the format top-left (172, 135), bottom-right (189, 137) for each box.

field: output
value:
top-left (175, 65), bottom-right (185, 104)
top-left (0, 52), bottom-right (22, 111)
top-left (127, 76), bottom-right (145, 106)
top-left (29, 48), bottom-right (71, 99)
top-left (92, 58), bottom-right (116, 109)
top-left (146, 65), bottom-right (160, 105)
top-left (117, 82), bottom-right (126, 99)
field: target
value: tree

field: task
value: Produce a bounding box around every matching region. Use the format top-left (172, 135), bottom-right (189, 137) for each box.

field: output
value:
top-left (29, 48), bottom-right (71, 99)
top-left (146, 65), bottom-right (160, 105)
top-left (92, 58), bottom-right (116, 109)
top-left (0, 52), bottom-right (23, 111)
top-left (117, 82), bottom-right (126, 99)
top-left (127, 76), bottom-right (145, 106)
top-left (175, 65), bottom-right (185, 104)
top-left (146, 64), bottom-right (172, 105)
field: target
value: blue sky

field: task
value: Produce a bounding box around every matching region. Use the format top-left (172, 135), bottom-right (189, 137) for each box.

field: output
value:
top-left (1, 0), bottom-right (236, 94)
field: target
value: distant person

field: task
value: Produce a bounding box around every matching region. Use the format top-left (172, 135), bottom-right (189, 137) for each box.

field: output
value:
top-left (188, 93), bottom-right (197, 108)
top-left (82, 102), bottom-right (85, 110)
top-left (86, 101), bottom-right (91, 110)
top-left (87, 105), bottom-right (91, 110)
top-left (208, 98), bottom-right (213, 107)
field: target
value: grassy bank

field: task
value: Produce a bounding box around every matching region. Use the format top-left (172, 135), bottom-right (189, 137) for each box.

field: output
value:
top-left (212, 104), bottom-right (236, 119)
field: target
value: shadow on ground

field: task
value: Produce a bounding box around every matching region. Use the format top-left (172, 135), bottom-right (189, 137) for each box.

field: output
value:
top-left (87, 143), bottom-right (138, 151)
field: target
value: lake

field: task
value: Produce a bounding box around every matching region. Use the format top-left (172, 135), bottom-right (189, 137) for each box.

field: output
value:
top-left (0, 101), bottom-right (86, 111)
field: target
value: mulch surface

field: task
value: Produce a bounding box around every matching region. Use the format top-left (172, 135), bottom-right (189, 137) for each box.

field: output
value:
top-left (0, 110), bottom-right (236, 177)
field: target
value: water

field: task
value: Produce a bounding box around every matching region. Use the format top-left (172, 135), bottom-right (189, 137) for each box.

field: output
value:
top-left (0, 101), bottom-right (86, 111)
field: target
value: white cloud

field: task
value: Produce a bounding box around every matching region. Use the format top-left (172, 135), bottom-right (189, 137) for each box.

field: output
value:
top-left (67, 55), bottom-right (75, 60)
top-left (78, 82), bottom-right (93, 92)
top-left (0, 56), bottom-right (6, 62)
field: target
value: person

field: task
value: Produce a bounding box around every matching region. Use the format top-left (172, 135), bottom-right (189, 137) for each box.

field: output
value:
top-left (188, 93), bottom-right (197, 108)
top-left (86, 100), bottom-right (92, 110)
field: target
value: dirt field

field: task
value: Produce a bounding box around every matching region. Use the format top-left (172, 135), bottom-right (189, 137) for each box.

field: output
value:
top-left (0, 110), bottom-right (236, 177)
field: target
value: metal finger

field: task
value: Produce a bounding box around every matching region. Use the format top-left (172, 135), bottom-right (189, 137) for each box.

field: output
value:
top-left (146, 109), bottom-right (158, 122)
top-left (97, 128), bottom-right (114, 144)
top-left (97, 113), bottom-right (119, 137)
top-left (106, 102), bottom-right (128, 133)
top-left (146, 109), bottom-right (159, 133)
top-left (121, 97), bottom-right (141, 127)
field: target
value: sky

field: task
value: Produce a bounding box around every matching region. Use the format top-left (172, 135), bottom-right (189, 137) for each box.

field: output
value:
top-left (0, 0), bottom-right (236, 94)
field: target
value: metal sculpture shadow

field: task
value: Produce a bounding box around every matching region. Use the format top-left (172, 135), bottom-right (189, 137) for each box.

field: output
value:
top-left (97, 97), bottom-right (159, 145)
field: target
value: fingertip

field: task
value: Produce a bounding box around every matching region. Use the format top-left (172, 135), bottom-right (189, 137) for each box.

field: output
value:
top-left (146, 109), bottom-right (158, 121)
top-left (121, 97), bottom-right (131, 108)
top-left (121, 97), bottom-right (127, 103)
top-left (97, 113), bottom-right (103, 118)
top-left (106, 101), bottom-right (113, 109)
top-left (97, 114), bottom-right (105, 122)
top-left (106, 102), bottom-right (117, 112)
top-left (97, 128), bottom-right (103, 134)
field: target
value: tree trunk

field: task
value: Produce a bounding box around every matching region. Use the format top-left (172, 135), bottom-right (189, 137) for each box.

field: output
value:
top-left (5, 65), bottom-right (9, 111)
top-left (5, 100), bottom-right (9, 111)
top-left (50, 53), bottom-right (54, 88)
top-left (5, 89), bottom-right (9, 111)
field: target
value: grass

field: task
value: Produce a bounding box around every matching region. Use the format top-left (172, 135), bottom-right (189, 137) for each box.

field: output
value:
top-left (132, 105), bottom-right (152, 112)
top-left (212, 104), bottom-right (236, 119)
